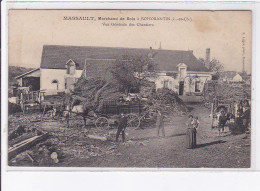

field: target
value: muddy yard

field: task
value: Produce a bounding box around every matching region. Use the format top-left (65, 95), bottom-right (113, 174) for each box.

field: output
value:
top-left (8, 103), bottom-right (250, 168)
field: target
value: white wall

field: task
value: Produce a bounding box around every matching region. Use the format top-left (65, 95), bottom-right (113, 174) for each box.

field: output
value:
top-left (232, 74), bottom-right (243, 82)
top-left (184, 74), bottom-right (212, 94)
top-left (153, 72), bottom-right (212, 95)
top-left (41, 68), bottom-right (82, 95)
top-left (154, 75), bottom-right (177, 91)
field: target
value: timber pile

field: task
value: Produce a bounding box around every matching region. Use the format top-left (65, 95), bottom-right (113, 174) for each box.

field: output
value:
top-left (204, 81), bottom-right (250, 104)
top-left (8, 125), bottom-right (49, 160)
top-left (73, 77), bottom-right (125, 111)
top-left (152, 88), bottom-right (187, 114)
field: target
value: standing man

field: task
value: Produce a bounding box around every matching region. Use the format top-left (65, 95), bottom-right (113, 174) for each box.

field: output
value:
top-left (116, 112), bottom-right (128, 142)
top-left (242, 106), bottom-right (250, 132)
top-left (185, 115), bottom-right (196, 149)
top-left (156, 110), bottom-right (165, 137)
top-left (218, 111), bottom-right (227, 135)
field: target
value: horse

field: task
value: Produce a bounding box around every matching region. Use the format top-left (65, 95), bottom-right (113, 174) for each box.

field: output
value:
top-left (63, 96), bottom-right (96, 128)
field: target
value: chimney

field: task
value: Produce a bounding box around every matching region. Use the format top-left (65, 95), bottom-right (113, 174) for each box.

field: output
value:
top-left (205, 48), bottom-right (210, 68)
top-left (242, 57), bottom-right (246, 74)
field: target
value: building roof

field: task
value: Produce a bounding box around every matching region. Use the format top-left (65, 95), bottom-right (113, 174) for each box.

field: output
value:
top-left (15, 68), bottom-right (40, 79)
top-left (83, 58), bottom-right (116, 80)
top-left (40, 45), bottom-right (209, 72)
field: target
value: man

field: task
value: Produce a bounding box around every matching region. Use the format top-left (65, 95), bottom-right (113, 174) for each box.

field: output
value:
top-left (185, 115), bottom-right (196, 148)
top-left (193, 116), bottom-right (200, 131)
top-left (116, 112), bottom-right (128, 142)
top-left (156, 110), bottom-right (165, 137)
top-left (242, 106), bottom-right (250, 132)
top-left (218, 111), bottom-right (227, 135)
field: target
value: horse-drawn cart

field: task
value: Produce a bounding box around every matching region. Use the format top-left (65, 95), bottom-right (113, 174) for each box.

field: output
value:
top-left (95, 99), bottom-right (156, 129)
top-left (47, 94), bottom-right (156, 129)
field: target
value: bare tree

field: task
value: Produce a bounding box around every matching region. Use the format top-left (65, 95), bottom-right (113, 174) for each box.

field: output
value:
top-left (111, 55), bottom-right (157, 94)
top-left (199, 58), bottom-right (224, 79)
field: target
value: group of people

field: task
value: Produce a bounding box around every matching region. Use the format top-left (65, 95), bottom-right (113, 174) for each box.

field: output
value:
top-left (236, 103), bottom-right (251, 132)
top-left (115, 110), bottom-right (167, 143)
top-left (115, 110), bottom-right (201, 143)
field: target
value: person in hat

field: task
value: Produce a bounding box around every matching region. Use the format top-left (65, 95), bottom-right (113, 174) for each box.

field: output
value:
top-left (116, 112), bottom-right (128, 142)
top-left (156, 110), bottom-right (165, 137)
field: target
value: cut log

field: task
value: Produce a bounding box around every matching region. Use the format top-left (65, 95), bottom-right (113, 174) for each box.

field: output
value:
top-left (87, 134), bottom-right (107, 141)
top-left (26, 152), bottom-right (34, 163)
top-left (8, 133), bottom-right (49, 160)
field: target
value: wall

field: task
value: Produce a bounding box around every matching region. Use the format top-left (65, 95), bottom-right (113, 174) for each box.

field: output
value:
top-left (41, 68), bottom-right (82, 95)
top-left (154, 74), bottom-right (178, 92)
top-left (232, 74), bottom-right (243, 82)
top-left (153, 72), bottom-right (212, 95)
top-left (183, 74), bottom-right (212, 95)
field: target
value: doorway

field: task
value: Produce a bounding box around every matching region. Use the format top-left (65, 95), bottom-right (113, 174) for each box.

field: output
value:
top-left (179, 81), bottom-right (184, 95)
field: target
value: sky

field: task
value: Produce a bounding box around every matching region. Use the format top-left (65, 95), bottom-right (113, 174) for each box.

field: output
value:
top-left (8, 10), bottom-right (252, 73)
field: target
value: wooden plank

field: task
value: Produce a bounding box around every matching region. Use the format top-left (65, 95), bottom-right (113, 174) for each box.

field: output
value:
top-left (8, 133), bottom-right (49, 160)
top-left (87, 134), bottom-right (107, 141)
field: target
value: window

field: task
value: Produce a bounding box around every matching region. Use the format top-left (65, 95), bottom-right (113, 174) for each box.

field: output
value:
top-left (195, 81), bottom-right (200, 92)
top-left (51, 79), bottom-right (59, 90)
top-left (66, 61), bottom-right (76, 75)
top-left (163, 80), bottom-right (169, 89)
top-left (180, 68), bottom-right (185, 78)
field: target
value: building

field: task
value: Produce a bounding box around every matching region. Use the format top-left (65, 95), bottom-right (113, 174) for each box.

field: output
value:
top-left (151, 63), bottom-right (213, 96)
top-left (15, 68), bottom-right (40, 91)
top-left (16, 45), bottom-right (213, 95)
top-left (220, 71), bottom-right (243, 82)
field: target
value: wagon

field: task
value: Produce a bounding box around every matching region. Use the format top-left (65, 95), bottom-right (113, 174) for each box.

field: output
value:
top-left (94, 99), bottom-right (156, 129)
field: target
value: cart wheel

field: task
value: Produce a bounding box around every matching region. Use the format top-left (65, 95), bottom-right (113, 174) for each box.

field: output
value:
top-left (95, 117), bottom-right (109, 128)
top-left (127, 114), bottom-right (140, 128)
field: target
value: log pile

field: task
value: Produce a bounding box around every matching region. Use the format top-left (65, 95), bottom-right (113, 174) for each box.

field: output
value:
top-left (73, 77), bottom-right (124, 111)
top-left (8, 125), bottom-right (49, 160)
top-left (151, 88), bottom-right (187, 114)
top-left (204, 81), bottom-right (250, 104)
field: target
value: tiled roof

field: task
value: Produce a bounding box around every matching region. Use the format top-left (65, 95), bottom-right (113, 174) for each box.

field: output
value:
top-left (40, 45), bottom-right (209, 72)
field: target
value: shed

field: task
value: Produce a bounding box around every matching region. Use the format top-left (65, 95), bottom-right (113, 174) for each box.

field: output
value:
top-left (15, 68), bottom-right (40, 91)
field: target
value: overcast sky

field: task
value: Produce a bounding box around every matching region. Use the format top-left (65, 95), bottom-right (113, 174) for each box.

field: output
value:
top-left (9, 10), bottom-right (251, 73)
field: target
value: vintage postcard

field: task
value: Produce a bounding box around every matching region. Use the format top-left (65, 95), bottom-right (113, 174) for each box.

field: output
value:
top-left (7, 10), bottom-right (252, 168)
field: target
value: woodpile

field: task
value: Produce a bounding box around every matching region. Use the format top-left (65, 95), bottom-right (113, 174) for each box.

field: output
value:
top-left (151, 88), bottom-right (187, 114)
top-left (8, 126), bottom-right (49, 160)
top-left (204, 81), bottom-right (250, 104)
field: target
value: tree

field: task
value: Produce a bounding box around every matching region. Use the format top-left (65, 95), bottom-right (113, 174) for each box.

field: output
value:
top-left (111, 54), bottom-right (157, 94)
top-left (198, 58), bottom-right (224, 79)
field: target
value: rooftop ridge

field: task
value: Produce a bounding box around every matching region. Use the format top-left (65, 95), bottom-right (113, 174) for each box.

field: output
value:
top-left (42, 44), bottom-right (194, 53)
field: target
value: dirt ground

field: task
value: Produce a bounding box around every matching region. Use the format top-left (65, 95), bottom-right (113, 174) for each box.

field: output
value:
top-left (8, 103), bottom-right (250, 168)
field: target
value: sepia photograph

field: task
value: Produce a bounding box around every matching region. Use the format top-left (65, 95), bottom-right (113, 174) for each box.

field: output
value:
top-left (7, 10), bottom-right (252, 168)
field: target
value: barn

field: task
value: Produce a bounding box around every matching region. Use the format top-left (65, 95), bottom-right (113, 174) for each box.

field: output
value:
top-left (17, 45), bottom-right (213, 96)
